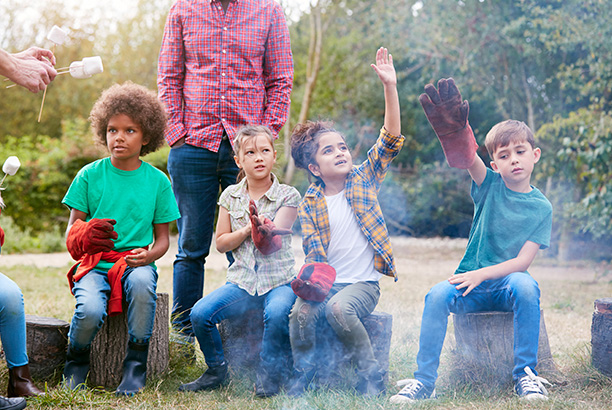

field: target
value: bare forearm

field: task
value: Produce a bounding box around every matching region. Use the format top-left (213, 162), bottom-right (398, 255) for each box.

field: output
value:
top-left (216, 226), bottom-right (250, 253)
top-left (383, 84), bottom-right (401, 136)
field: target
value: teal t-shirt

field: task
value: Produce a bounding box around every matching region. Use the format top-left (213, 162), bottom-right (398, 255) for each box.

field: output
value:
top-left (62, 158), bottom-right (180, 271)
top-left (455, 168), bottom-right (552, 274)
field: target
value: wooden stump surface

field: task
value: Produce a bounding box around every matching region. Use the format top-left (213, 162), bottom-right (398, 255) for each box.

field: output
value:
top-left (592, 298), bottom-right (612, 376)
top-left (453, 310), bottom-right (557, 382)
top-left (89, 293), bottom-right (169, 388)
top-left (25, 315), bottom-right (70, 380)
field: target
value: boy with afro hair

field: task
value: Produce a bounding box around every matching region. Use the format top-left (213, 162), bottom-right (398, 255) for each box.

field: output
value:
top-left (61, 82), bottom-right (180, 396)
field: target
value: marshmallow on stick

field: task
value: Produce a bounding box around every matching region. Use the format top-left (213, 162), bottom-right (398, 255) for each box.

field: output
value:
top-left (47, 25), bottom-right (68, 45)
top-left (68, 56), bottom-right (104, 79)
top-left (0, 156), bottom-right (21, 208)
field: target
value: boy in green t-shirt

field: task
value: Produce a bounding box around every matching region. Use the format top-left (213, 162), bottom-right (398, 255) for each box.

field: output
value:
top-left (390, 78), bottom-right (552, 403)
top-left (61, 82), bottom-right (180, 396)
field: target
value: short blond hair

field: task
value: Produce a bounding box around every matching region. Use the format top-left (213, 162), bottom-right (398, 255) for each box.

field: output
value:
top-left (485, 120), bottom-right (535, 158)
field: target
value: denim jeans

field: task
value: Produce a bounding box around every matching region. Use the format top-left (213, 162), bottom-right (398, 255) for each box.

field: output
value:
top-left (190, 282), bottom-right (296, 370)
top-left (290, 281), bottom-right (380, 373)
top-left (414, 272), bottom-right (541, 389)
top-left (68, 265), bottom-right (158, 349)
top-left (0, 272), bottom-right (28, 368)
top-left (168, 139), bottom-right (239, 337)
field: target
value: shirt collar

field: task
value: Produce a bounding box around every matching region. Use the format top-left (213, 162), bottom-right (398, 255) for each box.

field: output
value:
top-left (230, 173), bottom-right (280, 202)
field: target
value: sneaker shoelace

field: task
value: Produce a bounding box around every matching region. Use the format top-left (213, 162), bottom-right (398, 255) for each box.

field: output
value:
top-left (396, 379), bottom-right (424, 397)
top-left (520, 366), bottom-right (552, 396)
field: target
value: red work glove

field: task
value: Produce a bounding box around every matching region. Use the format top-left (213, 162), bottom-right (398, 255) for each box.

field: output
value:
top-left (0, 225), bottom-right (4, 248)
top-left (291, 263), bottom-right (337, 302)
top-left (66, 218), bottom-right (118, 260)
top-left (419, 77), bottom-right (478, 169)
top-left (249, 200), bottom-right (292, 255)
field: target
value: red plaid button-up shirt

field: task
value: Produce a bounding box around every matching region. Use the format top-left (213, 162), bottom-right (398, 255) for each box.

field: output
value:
top-left (157, 0), bottom-right (293, 151)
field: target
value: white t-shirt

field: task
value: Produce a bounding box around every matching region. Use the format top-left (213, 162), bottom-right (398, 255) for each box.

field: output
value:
top-left (325, 190), bottom-right (382, 283)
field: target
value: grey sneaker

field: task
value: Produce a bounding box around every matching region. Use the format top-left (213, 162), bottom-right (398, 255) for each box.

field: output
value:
top-left (389, 379), bottom-right (435, 404)
top-left (514, 367), bottom-right (551, 401)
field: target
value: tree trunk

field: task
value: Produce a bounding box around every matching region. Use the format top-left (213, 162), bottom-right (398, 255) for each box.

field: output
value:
top-left (89, 293), bottom-right (169, 388)
top-left (25, 315), bottom-right (70, 380)
top-left (284, 2), bottom-right (323, 184)
top-left (453, 310), bottom-right (558, 382)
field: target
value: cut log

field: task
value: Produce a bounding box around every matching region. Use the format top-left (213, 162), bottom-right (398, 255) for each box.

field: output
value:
top-left (592, 298), bottom-right (612, 376)
top-left (219, 309), bottom-right (392, 386)
top-left (25, 315), bottom-right (70, 380)
top-left (453, 310), bottom-right (557, 382)
top-left (89, 293), bottom-right (169, 388)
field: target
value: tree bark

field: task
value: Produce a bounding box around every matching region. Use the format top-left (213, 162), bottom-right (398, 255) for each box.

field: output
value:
top-left (592, 298), bottom-right (612, 376)
top-left (25, 315), bottom-right (70, 380)
top-left (89, 293), bottom-right (169, 388)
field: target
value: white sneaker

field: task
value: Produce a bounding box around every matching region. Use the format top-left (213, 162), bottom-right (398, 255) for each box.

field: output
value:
top-left (389, 379), bottom-right (435, 404)
top-left (514, 367), bottom-right (551, 401)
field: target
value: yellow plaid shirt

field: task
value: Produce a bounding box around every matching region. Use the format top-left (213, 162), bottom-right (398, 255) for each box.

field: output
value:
top-left (298, 127), bottom-right (404, 281)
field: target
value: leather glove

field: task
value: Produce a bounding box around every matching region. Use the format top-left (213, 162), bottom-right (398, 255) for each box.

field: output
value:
top-left (0, 225), bottom-right (4, 249)
top-left (66, 218), bottom-right (118, 260)
top-left (419, 77), bottom-right (478, 169)
top-left (291, 263), bottom-right (337, 302)
top-left (249, 200), bottom-right (291, 255)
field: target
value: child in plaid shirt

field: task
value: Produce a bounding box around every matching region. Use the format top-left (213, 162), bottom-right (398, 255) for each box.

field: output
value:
top-left (287, 47), bottom-right (403, 397)
top-left (178, 125), bottom-right (300, 398)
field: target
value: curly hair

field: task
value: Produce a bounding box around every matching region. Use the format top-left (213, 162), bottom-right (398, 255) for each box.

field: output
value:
top-left (89, 82), bottom-right (167, 156)
top-left (290, 120), bottom-right (340, 183)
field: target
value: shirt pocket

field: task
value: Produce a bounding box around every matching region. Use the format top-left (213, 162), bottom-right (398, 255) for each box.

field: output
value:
top-left (228, 209), bottom-right (249, 232)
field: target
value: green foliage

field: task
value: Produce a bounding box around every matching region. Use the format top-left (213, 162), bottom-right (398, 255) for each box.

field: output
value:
top-left (0, 119), bottom-right (104, 234)
top-left (537, 108), bottom-right (612, 239)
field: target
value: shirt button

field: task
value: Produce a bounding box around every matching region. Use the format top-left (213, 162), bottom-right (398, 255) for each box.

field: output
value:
top-left (221, 73), bottom-right (226, 76)
top-left (221, 96), bottom-right (225, 99)
top-left (224, 27), bottom-right (228, 31)
top-left (222, 49), bottom-right (226, 54)
top-left (222, 118), bottom-right (226, 122)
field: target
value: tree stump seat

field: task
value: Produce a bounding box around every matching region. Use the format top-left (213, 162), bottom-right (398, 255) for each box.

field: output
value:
top-left (89, 292), bottom-right (170, 388)
top-left (25, 315), bottom-right (70, 380)
top-left (592, 298), bottom-right (612, 376)
top-left (453, 310), bottom-right (557, 382)
top-left (218, 309), bottom-right (392, 386)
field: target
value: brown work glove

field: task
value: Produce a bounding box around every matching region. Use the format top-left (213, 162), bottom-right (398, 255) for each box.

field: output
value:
top-left (249, 200), bottom-right (291, 255)
top-left (66, 218), bottom-right (118, 260)
top-left (419, 78), bottom-right (478, 169)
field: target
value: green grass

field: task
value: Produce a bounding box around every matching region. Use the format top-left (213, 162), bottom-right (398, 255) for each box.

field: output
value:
top-left (1, 240), bottom-right (612, 409)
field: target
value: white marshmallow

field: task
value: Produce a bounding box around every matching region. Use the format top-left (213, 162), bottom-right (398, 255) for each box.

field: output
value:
top-left (2, 156), bottom-right (21, 176)
top-left (69, 56), bottom-right (104, 79)
top-left (69, 61), bottom-right (89, 79)
top-left (47, 25), bottom-right (68, 45)
top-left (82, 56), bottom-right (103, 76)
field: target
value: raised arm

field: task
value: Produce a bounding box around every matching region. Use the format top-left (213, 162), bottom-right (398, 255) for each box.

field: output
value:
top-left (371, 47), bottom-right (400, 136)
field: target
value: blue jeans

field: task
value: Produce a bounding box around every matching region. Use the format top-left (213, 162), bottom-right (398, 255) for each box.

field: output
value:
top-left (190, 282), bottom-right (296, 370)
top-left (168, 139), bottom-right (239, 337)
top-left (0, 272), bottom-right (28, 368)
top-left (68, 266), bottom-right (158, 349)
top-left (414, 272), bottom-right (541, 389)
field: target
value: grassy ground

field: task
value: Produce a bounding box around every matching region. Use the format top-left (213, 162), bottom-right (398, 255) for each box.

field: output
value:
top-left (1, 237), bottom-right (611, 409)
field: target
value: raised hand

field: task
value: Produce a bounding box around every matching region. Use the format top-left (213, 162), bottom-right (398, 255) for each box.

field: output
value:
top-left (419, 78), bottom-right (478, 169)
top-left (371, 47), bottom-right (396, 87)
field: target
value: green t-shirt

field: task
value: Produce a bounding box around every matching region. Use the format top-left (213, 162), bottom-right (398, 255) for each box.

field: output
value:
top-left (456, 168), bottom-right (552, 275)
top-left (62, 158), bottom-right (180, 271)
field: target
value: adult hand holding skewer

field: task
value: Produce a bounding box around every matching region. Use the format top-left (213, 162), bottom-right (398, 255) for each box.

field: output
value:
top-left (0, 47), bottom-right (57, 93)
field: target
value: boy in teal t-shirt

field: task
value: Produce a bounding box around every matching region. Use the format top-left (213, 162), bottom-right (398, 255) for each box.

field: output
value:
top-left (61, 82), bottom-right (180, 396)
top-left (391, 79), bottom-right (553, 403)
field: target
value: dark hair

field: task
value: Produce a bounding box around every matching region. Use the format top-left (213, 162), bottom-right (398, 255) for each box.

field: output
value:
top-left (290, 120), bottom-right (341, 183)
top-left (233, 124), bottom-right (275, 182)
top-left (89, 81), bottom-right (167, 156)
top-left (484, 119), bottom-right (535, 158)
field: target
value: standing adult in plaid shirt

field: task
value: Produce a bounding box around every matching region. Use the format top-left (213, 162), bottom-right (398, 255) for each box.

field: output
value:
top-left (157, 0), bottom-right (293, 345)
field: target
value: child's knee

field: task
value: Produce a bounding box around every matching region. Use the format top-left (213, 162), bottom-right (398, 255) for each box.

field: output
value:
top-left (325, 301), bottom-right (352, 333)
top-left (509, 273), bottom-right (540, 300)
top-left (425, 280), bottom-right (457, 306)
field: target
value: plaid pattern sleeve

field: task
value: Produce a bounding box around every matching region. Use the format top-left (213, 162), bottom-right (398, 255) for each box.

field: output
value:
top-left (298, 184), bottom-right (330, 264)
top-left (157, 0), bottom-right (293, 151)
